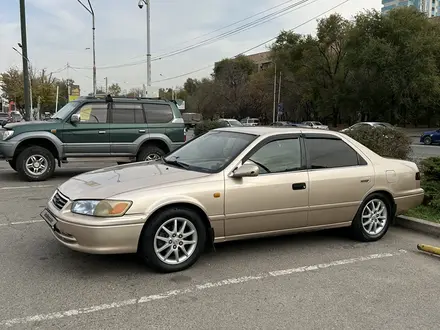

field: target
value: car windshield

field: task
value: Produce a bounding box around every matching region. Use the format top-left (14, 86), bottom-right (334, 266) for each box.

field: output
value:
top-left (228, 119), bottom-right (243, 127)
top-left (51, 101), bottom-right (80, 120)
top-left (164, 130), bottom-right (257, 173)
top-left (312, 122), bottom-right (322, 125)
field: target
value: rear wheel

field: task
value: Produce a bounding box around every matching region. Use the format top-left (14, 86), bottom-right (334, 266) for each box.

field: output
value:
top-left (423, 136), bottom-right (432, 145)
top-left (351, 193), bottom-right (392, 242)
top-left (136, 145), bottom-right (166, 162)
top-left (16, 146), bottom-right (56, 181)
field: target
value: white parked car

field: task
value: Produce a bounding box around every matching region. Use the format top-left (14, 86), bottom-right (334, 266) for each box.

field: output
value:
top-left (302, 121), bottom-right (329, 130)
top-left (240, 117), bottom-right (260, 126)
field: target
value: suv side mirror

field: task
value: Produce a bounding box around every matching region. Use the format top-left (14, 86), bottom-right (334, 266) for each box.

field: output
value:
top-left (71, 113), bottom-right (81, 123)
top-left (230, 163), bottom-right (259, 178)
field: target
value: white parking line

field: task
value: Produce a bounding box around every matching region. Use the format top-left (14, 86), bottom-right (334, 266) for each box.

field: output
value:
top-left (0, 220), bottom-right (44, 227)
top-left (0, 250), bottom-right (407, 327)
top-left (0, 185), bottom-right (53, 190)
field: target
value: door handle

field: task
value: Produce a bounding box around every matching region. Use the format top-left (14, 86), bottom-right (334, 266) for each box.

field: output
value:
top-left (292, 182), bottom-right (306, 190)
top-left (138, 129), bottom-right (146, 133)
top-left (360, 178), bottom-right (371, 183)
top-left (98, 131), bottom-right (106, 134)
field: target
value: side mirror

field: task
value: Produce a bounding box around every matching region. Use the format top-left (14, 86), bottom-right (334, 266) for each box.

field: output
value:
top-left (230, 163), bottom-right (259, 178)
top-left (71, 113), bottom-right (81, 123)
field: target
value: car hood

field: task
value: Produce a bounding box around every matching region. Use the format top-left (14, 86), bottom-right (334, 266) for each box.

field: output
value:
top-left (422, 130), bottom-right (438, 135)
top-left (58, 161), bottom-right (211, 200)
top-left (3, 120), bottom-right (53, 129)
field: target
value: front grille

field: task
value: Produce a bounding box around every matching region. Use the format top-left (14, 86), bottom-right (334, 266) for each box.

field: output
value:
top-left (52, 191), bottom-right (69, 210)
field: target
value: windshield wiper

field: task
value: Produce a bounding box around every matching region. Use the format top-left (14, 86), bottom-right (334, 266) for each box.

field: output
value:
top-left (163, 157), bottom-right (191, 169)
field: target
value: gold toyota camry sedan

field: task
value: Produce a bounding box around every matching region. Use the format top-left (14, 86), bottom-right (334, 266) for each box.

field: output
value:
top-left (41, 127), bottom-right (424, 273)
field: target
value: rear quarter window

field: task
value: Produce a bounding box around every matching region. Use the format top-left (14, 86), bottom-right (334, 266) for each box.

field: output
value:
top-left (144, 103), bottom-right (173, 123)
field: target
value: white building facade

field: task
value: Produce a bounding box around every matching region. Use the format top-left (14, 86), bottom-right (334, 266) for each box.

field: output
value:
top-left (382, 0), bottom-right (440, 17)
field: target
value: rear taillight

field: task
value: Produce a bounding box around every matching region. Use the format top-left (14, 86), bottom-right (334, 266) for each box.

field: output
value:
top-left (416, 172), bottom-right (421, 181)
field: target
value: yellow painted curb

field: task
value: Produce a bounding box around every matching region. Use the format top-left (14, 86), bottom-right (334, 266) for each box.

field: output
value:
top-left (417, 244), bottom-right (440, 256)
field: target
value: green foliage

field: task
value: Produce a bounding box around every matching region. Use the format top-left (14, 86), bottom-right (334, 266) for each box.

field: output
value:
top-left (344, 126), bottom-right (411, 159)
top-left (194, 120), bottom-right (226, 137)
top-left (108, 83), bottom-right (121, 96)
top-left (420, 157), bottom-right (440, 210)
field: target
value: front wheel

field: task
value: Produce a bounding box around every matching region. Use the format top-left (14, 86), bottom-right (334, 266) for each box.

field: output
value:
top-left (423, 136), bottom-right (432, 145)
top-left (351, 193), bottom-right (392, 242)
top-left (16, 146), bottom-right (56, 181)
top-left (138, 208), bottom-right (206, 273)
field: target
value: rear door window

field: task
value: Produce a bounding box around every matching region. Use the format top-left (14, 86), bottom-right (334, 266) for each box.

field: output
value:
top-left (112, 103), bottom-right (145, 124)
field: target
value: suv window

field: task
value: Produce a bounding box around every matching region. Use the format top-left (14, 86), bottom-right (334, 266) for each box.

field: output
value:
top-left (112, 103), bottom-right (145, 124)
top-left (144, 103), bottom-right (173, 123)
top-left (248, 138), bottom-right (302, 174)
top-left (305, 137), bottom-right (360, 169)
top-left (76, 103), bottom-right (108, 123)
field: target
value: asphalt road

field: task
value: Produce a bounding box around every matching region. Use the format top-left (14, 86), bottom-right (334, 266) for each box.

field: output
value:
top-left (0, 162), bottom-right (440, 329)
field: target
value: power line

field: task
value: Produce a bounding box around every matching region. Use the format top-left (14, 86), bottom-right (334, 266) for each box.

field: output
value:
top-left (151, 0), bottom-right (318, 61)
top-left (137, 0), bottom-right (300, 57)
top-left (71, 0), bottom-right (317, 70)
top-left (152, 0), bottom-right (351, 84)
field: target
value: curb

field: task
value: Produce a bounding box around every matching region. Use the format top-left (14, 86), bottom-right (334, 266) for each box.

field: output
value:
top-left (395, 215), bottom-right (440, 237)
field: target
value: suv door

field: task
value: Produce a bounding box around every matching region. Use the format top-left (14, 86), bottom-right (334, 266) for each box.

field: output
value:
top-left (62, 102), bottom-right (110, 155)
top-left (109, 103), bottom-right (148, 156)
top-left (224, 134), bottom-right (309, 237)
top-left (304, 133), bottom-right (374, 227)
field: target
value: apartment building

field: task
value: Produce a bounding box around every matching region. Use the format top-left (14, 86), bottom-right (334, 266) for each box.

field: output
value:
top-left (382, 0), bottom-right (440, 17)
top-left (214, 51), bottom-right (272, 73)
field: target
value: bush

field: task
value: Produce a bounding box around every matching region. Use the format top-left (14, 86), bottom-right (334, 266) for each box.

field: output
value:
top-left (420, 157), bottom-right (440, 210)
top-left (194, 120), bottom-right (226, 137)
top-left (344, 126), bottom-right (412, 160)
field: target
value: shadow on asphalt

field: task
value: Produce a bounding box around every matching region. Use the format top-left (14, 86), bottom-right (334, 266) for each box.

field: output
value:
top-left (33, 228), bottom-right (356, 277)
top-left (0, 169), bottom-right (99, 183)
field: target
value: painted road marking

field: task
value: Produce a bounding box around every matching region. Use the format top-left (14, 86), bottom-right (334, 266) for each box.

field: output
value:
top-left (0, 185), bottom-right (54, 190)
top-left (0, 220), bottom-right (45, 227)
top-left (0, 250), bottom-right (407, 327)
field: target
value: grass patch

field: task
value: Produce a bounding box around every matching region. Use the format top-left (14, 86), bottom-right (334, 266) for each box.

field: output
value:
top-left (405, 205), bottom-right (440, 223)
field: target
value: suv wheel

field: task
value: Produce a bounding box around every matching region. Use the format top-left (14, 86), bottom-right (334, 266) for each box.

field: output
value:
top-left (138, 207), bottom-right (206, 273)
top-left (137, 145), bottom-right (166, 162)
top-left (16, 146), bottom-right (56, 181)
top-left (351, 193), bottom-right (391, 242)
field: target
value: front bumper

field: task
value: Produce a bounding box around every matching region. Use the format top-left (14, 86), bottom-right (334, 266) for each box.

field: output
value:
top-left (41, 202), bottom-right (145, 254)
top-left (0, 141), bottom-right (15, 160)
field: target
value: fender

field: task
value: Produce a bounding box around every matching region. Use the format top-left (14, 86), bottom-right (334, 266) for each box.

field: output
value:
top-left (10, 131), bottom-right (64, 159)
top-left (133, 133), bottom-right (173, 154)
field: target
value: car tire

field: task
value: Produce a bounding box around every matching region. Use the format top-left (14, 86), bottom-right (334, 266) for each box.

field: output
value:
top-left (351, 193), bottom-right (392, 242)
top-left (136, 145), bottom-right (166, 162)
top-left (423, 136), bottom-right (432, 145)
top-left (138, 207), bottom-right (206, 273)
top-left (8, 159), bottom-right (17, 172)
top-left (16, 146), bottom-right (56, 181)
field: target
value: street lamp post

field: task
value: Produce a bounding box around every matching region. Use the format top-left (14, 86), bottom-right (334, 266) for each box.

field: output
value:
top-left (138, 0), bottom-right (152, 94)
top-left (19, 0), bottom-right (31, 120)
top-left (77, 0), bottom-right (97, 96)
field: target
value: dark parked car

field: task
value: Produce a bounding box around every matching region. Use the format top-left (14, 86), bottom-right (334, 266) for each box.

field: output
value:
top-left (420, 128), bottom-right (440, 145)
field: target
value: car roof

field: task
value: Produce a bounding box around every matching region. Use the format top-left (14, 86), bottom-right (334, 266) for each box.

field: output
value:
top-left (215, 126), bottom-right (336, 136)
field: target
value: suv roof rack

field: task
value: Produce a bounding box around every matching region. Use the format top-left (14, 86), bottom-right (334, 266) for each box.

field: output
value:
top-left (80, 95), bottom-right (173, 102)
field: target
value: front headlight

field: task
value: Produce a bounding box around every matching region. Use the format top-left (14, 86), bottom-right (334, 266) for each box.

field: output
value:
top-left (1, 130), bottom-right (14, 140)
top-left (71, 200), bottom-right (132, 217)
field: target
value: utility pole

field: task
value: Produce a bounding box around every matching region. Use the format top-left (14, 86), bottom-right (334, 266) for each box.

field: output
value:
top-left (272, 63), bottom-right (277, 124)
top-left (277, 71), bottom-right (282, 122)
top-left (19, 0), bottom-right (31, 121)
top-left (105, 77), bottom-right (108, 94)
top-left (138, 0), bottom-right (151, 96)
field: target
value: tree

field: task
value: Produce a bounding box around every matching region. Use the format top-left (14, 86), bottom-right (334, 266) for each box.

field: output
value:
top-left (108, 83), bottom-right (121, 96)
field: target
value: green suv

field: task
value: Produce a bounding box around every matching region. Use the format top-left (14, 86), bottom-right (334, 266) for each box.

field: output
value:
top-left (0, 95), bottom-right (185, 181)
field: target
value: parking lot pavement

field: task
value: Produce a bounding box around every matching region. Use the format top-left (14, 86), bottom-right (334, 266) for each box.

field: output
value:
top-left (0, 171), bottom-right (439, 329)
top-left (410, 143), bottom-right (440, 160)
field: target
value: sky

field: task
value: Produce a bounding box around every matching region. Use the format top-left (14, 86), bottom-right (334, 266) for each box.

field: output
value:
top-left (0, 0), bottom-right (381, 96)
